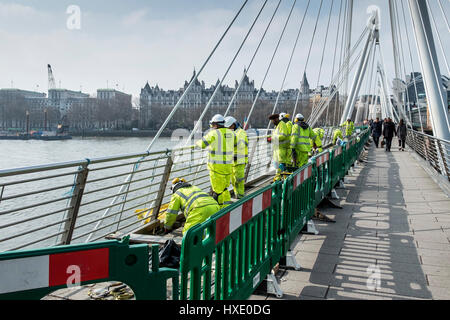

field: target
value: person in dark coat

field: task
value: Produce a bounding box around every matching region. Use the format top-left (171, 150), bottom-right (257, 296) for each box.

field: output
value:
top-left (371, 117), bottom-right (382, 148)
top-left (397, 119), bottom-right (407, 151)
top-left (382, 117), bottom-right (397, 152)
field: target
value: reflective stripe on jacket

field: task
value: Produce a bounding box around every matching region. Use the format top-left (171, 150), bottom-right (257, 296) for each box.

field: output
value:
top-left (310, 128), bottom-right (324, 149)
top-left (290, 123), bottom-right (316, 153)
top-left (234, 128), bottom-right (248, 165)
top-left (196, 127), bottom-right (235, 174)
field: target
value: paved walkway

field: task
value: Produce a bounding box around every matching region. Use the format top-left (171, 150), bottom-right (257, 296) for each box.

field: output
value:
top-left (251, 143), bottom-right (450, 300)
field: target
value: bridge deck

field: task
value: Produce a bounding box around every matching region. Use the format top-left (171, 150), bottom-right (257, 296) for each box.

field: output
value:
top-left (251, 144), bottom-right (450, 300)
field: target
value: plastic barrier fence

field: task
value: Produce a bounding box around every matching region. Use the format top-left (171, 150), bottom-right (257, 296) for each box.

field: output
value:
top-left (179, 182), bottom-right (282, 300)
top-left (280, 164), bottom-right (314, 257)
top-left (0, 237), bottom-right (179, 300)
top-left (0, 129), bottom-right (370, 300)
top-left (312, 151), bottom-right (332, 208)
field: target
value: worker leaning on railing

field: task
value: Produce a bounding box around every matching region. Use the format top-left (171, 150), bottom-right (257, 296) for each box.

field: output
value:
top-left (224, 116), bottom-right (248, 199)
top-left (164, 178), bottom-right (221, 234)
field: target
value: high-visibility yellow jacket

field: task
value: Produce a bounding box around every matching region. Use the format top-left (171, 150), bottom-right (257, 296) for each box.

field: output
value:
top-left (340, 120), bottom-right (355, 136)
top-left (272, 121), bottom-right (291, 163)
top-left (165, 185), bottom-right (220, 233)
top-left (332, 129), bottom-right (343, 144)
top-left (310, 128), bottom-right (324, 151)
top-left (234, 128), bottom-right (248, 165)
top-left (196, 127), bottom-right (235, 175)
top-left (291, 122), bottom-right (316, 153)
top-left (283, 120), bottom-right (293, 135)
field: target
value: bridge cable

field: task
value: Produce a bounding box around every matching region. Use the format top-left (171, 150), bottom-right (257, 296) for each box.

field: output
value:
top-left (264, 0), bottom-right (312, 130)
top-left (307, 26), bottom-right (370, 126)
top-left (291, 0), bottom-right (325, 120)
top-left (426, 0), bottom-right (450, 75)
top-left (330, 0), bottom-right (344, 127)
top-left (437, 0), bottom-right (450, 33)
top-left (326, 0), bottom-right (344, 127)
top-left (244, 0), bottom-right (297, 131)
top-left (393, 0), bottom-right (416, 128)
top-left (185, 0), bottom-right (269, 145)
top-left (400, 0), bottom-right (425, 132)
top-left (408, 0), bottom-right (450, 130)
top-left (309, 0), bottom-right (335, 127)
top-left (223, 0), bottom-right (282, 118)
top-left (86, 0), bottom-right (249, 242)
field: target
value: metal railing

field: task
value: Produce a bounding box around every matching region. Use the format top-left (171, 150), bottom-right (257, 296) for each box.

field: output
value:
top-left (0, 131), bottom-right (275, 252)
top-left (406, 128), bottom-right (450, 181)
top-left (0, 126), bottom-right (338, 253)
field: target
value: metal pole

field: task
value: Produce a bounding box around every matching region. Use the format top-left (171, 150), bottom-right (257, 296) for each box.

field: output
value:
top-left (340, 18), bottom-right (376, 123)
top-left (343, 0), bottom-right (353, 97)
top-left (408, 0), bottom-right (450, 141)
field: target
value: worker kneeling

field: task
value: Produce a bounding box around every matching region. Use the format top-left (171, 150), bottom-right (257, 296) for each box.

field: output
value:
top-left (196, 114), bottom-right (234, 208)
top-left (291, 113), bottom-right (316, 168)
top-left (224, 116), bottom-right (248, 199)
top-left (164, 178), bottom-right (221, 235)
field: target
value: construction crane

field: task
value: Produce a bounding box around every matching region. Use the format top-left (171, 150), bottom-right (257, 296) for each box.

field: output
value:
top-left (47, 64), bottom-right (56, 90)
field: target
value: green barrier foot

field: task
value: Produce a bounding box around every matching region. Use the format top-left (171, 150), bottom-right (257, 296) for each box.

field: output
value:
top-left (266, 271), bottom-right (283, 298)
top-left (279, 251), bottom-right (301, 271)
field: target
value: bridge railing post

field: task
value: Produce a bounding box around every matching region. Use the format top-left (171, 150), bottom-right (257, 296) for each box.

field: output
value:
top-left (60, 163), bottom-right (89, 245)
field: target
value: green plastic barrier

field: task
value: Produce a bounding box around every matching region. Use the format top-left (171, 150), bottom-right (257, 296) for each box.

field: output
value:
top-left (330, 144), bottom-right (345, 188)
top-left (280, 163), bottom-right (315, 257)
top-left (0, 237), bottom-right (179, 300)
top-left (179, 182), bottom-right (283, 300)
top-left (311, 150), bottom-right (332, 207)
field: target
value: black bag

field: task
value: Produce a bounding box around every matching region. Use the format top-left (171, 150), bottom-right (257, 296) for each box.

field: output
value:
top-left (159, 239), bottom-right (181, 269)
top-left (381, 139), bottom-right (385, 147)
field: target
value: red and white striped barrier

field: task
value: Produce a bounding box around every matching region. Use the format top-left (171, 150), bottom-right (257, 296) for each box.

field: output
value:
top-left (334, 146), bottom-right (343, 156)
top-left (292, 165), bottom-right (313, 191)
top-left (0, 248), bottom-right (109, 294)
top-left (215, 189), bottom-right (272, 244)
top-left (316, 152), bottom-right (330, 167)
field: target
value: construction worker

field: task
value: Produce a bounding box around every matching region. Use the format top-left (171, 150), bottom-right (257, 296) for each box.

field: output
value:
top-left (164, 178), bottom-right (221, 235)
top-left (224, 116), bottom-right (248, 199)
top-left (332, 128), bottom-right (344, 145)
top-left (196, 114), bottom-right (235, 208)
top-left (279, 112), bottom-right (293, 135)
top-left (290, 113), bottom-right (316, 168)
top-left (310, 127), bottom-right (325, 155)
top-left (268, 113), bottom-right (291, 173)
top-left (340, 118), bottom-right (355, 138)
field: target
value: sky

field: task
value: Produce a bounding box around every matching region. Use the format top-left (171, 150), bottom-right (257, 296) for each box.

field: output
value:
top-left (0, 0), bottom-right (448, 100)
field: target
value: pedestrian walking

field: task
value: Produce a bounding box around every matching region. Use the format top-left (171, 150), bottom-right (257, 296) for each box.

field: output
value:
top-left (371, 117), bottom-right (382, 148)
top-left (382, 118), bottom-right (397, 152)
top-left (397, 119), bottom-right (407, 151)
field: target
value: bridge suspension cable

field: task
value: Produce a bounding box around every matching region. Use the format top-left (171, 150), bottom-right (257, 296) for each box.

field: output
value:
top-left (223, 1), bottom-right (282, 118)
top-left (185, 0), bottom-right (268, 144)
top-left (265, 0), bottom-right (312, 129)
top-left (85, 0), bottom-right (250, 242)
top-left (244, 0), bottom-right (297, 130)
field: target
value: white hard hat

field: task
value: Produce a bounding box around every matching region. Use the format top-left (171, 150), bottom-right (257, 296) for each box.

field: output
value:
top-left (210, 114), bottom-right (225, 125)
top-left (295, 113), bottom-right (304, 121)
top-left (224, 116), bottom-right (237, 128)
top-left (279, 112), bottom-right (286, 120)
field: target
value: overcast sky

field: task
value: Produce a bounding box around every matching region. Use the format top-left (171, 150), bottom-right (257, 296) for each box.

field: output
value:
top-left (0, 0), bottom-right (448, 100)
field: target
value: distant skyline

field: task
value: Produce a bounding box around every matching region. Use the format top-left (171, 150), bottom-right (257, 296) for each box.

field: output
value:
top-left (0, 0), bottom-right (448, 100)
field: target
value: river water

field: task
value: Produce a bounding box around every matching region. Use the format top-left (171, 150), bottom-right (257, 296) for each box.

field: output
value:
top-left (0, 137), bottom-right (178, 170)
